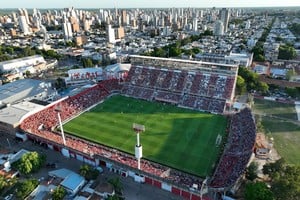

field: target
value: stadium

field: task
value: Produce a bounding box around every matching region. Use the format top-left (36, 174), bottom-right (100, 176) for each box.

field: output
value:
top-left (19, 56), bottom-right (256, 199)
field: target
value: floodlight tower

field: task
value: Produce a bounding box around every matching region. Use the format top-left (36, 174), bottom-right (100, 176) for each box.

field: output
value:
top-left (55, 105), bottom-right (66, 146)
top-left (133, 123), bottom-right (145, 170)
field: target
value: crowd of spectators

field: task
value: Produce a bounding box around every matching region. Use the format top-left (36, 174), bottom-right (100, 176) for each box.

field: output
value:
top-left (20, 78), bottom-right (204, 191)
top-left (124, 65), bottom-right (235, 113)
top-left (19, 66), bottom-right (251, 191)
top-left (122, 85), bottom-right (154, 100)
top-left (21, 82), bottom-right (112, 133)
top-left (210, 107), bottom-right (256, 188)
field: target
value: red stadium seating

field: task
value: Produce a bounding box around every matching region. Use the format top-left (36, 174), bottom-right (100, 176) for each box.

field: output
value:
top-left (210, 108), bottom-right (256, 188)
top-left (123, 65), bottom-right (235, 114)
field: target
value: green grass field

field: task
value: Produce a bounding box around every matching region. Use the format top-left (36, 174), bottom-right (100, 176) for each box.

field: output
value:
top-left (261, 117), bottom-right (300, 164)
top-left (253, 99), bottom-right (297, 120)
top-left (64, 95), bottom-right (228, 177)
top-left (254, 98), bottom-right (300, 164)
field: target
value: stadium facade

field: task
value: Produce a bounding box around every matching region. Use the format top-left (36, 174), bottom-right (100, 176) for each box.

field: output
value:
top-left (12, 57), bottom-right (255, 199)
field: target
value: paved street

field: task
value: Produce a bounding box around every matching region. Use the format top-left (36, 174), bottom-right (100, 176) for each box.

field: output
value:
top-left (0, 135), bottom-right (182, 199)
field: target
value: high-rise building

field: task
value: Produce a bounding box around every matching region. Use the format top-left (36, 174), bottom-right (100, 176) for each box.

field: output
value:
top-left (214, 20), bottom-right (224, 36)
top-left (131, 19), bottom-right (137, 28)
top-left (107, 24), bottom-right (115, 44)
top-left (115, 27), bottom-right (125, 39)
top-left (192, 18), bottom-right (198, 32)
top-left (10, 29), bottom-right (17, 37)
top-left (72, 23), bottom-right (80, 33)
top-left (220, 8), bottom-right (230, 33)
top-left (138, 18), bottom-right (144, 32)
top-left (22, 8), bottom-right (30, 25)
top-left (121, 10), bottom-right (127, 26)
top-left (75, 35), bottom-right (87, 46)
top-left (245, 20), bottom-right (251, 29)
top-left (63, 21), bottom-right (73, 40)
top-left (18, 15), bottom-right (31, 35)
top-left (11, 12), bottom-right (17, 23)
top-left (83, 20), bottom-right (90, 31)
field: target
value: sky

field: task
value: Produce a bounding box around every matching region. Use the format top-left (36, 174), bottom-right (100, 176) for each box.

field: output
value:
top-left (1, 0), bottom-right (300, 9)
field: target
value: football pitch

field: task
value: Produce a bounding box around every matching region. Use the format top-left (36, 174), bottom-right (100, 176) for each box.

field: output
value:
top-left (63, 95), bottom-right (228, 177)
top-left (253, 98), bottom-right (300, 164)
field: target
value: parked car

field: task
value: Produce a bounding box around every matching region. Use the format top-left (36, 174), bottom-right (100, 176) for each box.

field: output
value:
top-left (46, 163), bottom-right (57, 168)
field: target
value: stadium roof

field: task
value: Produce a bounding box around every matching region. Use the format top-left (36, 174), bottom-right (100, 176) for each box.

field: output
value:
top-left (105, 63), bottom-right (131, 73)
top-left (130, 55), bottom-right (239, 68)
top-left (0, 79), bottom-right (51, 105)
top-left (130, 55), bottom-right (238, 75)
top-left (0, 101), bottom-right (44, 126)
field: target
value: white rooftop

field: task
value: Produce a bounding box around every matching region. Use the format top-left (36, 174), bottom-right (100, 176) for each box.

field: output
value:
top-left (0, 55), bottom-right (44, 65)
top-left (0, 79), bottom-right (52, 105)
top-left (0, 101), bottom-right (45, 126)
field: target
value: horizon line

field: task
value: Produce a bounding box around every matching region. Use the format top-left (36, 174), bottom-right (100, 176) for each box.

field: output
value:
top-left (1, 5), bottom-right (300, 9)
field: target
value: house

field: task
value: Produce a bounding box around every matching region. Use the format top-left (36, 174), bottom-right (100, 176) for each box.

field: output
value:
top-left (48, 168), bottom-right (86, 196)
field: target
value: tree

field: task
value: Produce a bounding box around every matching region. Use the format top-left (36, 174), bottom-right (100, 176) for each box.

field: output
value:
top-left (0, 175), bottom-right (8, 191)
top-left (278, 44), bottom-right (297, 60)
top-left (152, 47), bottom-right (166, 57)
top-left (15, 152), bottom-right (46, 175)
top-left (271, 165), bottom-right (300, 200)
top-left (22, 46), bottom-right (36, 57)
top-left (0, 175), bottom-right (16, 192)
top-left (244, 182), bottom-right (274, 200)
top-left (257, 82), bottom-right (269, 95)
top-left (285, 87), bottom-right (300, 98)
top-left (82, 58), bottom-right (94, 68)
top-left (286, 69), bottom-right (296, 81)
top-left (79, 164), bottom-right (90, 178)
top-left (52, 186), bottom-right (66, 200)
top-left (168, 46), bottom-right (181, 57)
top-left (252, 42), bottom-right (265, 61)
top-left (256, 116), bottom-right (265, 132)
top-left (236, 75), bottom-right (247, 95)
top-left (107, 195), bottom-right (122, 200)
top-left (25, 70), bottom-right (31, 77)
top-left (246, 162), bottom-right (259, 181)
top-left (238, 67), bottom-right (269, 94)
top-left (5, 47), bottom-right (14, 54)
top-left (79, 164), bottom-right (99, 181)
top-left (54, 77), bottom-right (66, 90)
top-left (108, 177), bottom-right (123, 195)
top-left (256, 54), bottom-right (266, 62)
top-left (18, 158), bottom-right (32, 175)
top-left (263, 159), bottom-right (300, 200)
top-left (15, 179), bottom-right (38, 199)
top-left (192, 47), bottom-right (201, 54)
top-left (202, 29), bottom-right (213, 36)
top-left (263, 158), bottom-right (285, 179)
top-left (43, 49), bottom-right (61, 60)
top-left (289, 23), bottom-right (300, 37)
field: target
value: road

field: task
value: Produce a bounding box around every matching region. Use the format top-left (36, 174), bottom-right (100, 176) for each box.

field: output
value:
top-left (0, 135), bottom-right (183, 200)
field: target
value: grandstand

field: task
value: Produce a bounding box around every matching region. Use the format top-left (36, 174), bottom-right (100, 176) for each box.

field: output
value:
top-left (18, 56), bottom-right (256, 199)
top-left (125, 55), bottom-right (238, 114)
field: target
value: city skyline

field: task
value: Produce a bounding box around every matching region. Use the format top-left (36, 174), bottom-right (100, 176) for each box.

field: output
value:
top-left (1, 0), bottom-right (300, 9)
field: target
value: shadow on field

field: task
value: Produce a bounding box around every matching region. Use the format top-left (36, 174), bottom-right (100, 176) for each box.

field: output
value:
top-left (261, 117), bottom-right (300, 133)
top-left (145, 115), bottom-right (227, 178)
top-left (94, 95), bottom-right (209, 115)
top-left (272, 113), bottom-right (297, 120)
